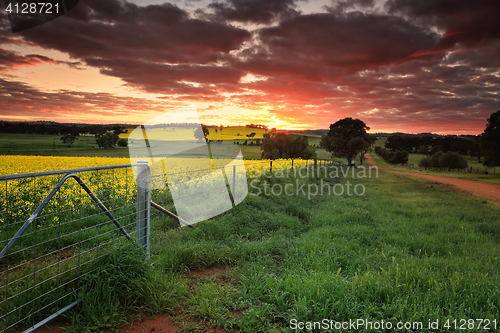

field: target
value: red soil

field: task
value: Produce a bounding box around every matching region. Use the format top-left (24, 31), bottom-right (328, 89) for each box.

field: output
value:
top-left (18, 266), bottom-right (236, 333)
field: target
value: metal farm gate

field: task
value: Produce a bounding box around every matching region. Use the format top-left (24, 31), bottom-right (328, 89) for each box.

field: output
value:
top-left (0, 161), bottom-right (152, 332)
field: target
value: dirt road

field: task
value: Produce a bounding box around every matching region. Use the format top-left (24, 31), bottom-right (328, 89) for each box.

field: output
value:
top-left (366, 154), bottom-right (500, 204)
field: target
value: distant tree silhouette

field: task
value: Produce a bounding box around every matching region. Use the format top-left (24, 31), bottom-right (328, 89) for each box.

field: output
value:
top-left (419, 151), bottom-right (467, 169)
top-left (375, 146), bottom-right (409, 165)
top-left (60, 133), bottom-right (78, 147)
top-left (480, 110), bottom-right (500, 166)
top-left (95, 132), bottom-right (119, 149)
top-left (321, 118), bottom-right (374, 165)
top-left (261, 131), bottom-right (316, 159)
top-left (468, 135), bottom-right (482, 163)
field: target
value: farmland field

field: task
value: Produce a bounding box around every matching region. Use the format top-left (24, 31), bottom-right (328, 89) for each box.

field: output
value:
top-left (143, 166), bottom-right (500, 333)
top-left (1, 151), bottom-right (500, 332)
top-left (0, 130), bottom-right (331, 160)
top-left (372, 136), bottom-right (500, 184)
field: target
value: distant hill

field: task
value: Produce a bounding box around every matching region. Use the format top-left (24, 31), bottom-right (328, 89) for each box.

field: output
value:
top-left (373, 132), bottom-right (443, 138)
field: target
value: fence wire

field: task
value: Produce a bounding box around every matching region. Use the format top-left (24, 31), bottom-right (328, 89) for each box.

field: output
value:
top-left (0, 164), bottom-right (145, 332)
top-left (1, 158), bottom-right (335, 332)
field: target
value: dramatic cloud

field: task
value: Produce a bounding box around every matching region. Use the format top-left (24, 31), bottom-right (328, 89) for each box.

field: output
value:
top-left (0, 47), bottom-right (81, 71)
top-left (14, 0), bottom-right (251, 65)
top-left (256, 11), bottom-right (439, 67)
top-left (0, 0), bottom-right (499, 133)
top-left (386, 0), bottom-right (500, 50)
top-left (0, 78), bottom-right (183, 122)
top-left (207, 0), bottom-right (299, 23)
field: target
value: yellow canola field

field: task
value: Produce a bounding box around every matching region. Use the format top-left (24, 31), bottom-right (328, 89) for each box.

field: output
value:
top-left (0, 155), bottom-right (309, 177)
top-left (0, 155), bottom-right (131, 175)
top-left (0, 156), bottom-right (310, 231)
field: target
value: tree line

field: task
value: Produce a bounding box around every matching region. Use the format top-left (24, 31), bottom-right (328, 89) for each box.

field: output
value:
top-left (382, 110), bottom-right (500, 167)
top-left (0, 121), bottom-right (129, 149)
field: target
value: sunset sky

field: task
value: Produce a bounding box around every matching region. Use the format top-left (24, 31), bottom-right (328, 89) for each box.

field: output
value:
top-left (1, 0), bottom-right (499, 134)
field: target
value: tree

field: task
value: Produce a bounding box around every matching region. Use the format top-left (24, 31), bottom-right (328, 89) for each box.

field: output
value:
top-left (261, 131), bottom-right (316, 159)
top-left (375, 146), bottom-right (409, 164)
top-left (60, 133), bottom-right (78, 147)
top-left (95, 132), bottom-right (119, 149)
top-left (418, 151), bottom-right (467, 169)
top-left (468, 135), bottom-right (481, 163)
top-left (321, 118), bottom-right (373, 165)
top-left (193, 125), bottom-right (209, 142)
top-left (438, 152), bottom-right (468, 168)
top-left (359, 135), bottom-right (377, 164)
top-left (480, 110), bottom-right (500, 166)
top-left (418, 145), bottom-right (430, 155)
top-left (117, 138), bottom-right (128, 147)
top-left (60, 124), bottom-right (80, 147)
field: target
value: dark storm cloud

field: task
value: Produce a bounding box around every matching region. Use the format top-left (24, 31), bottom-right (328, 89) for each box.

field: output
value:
top-left (0, 78), bottom-right (182, 120)
top-left (257, 11), bottom-right (439, 68)
top-left (3, 0), bottom-right (251, 96)
top-left (0, 48), bottom-right (81, 70)
top-left (85, 57), bottom-right (243, 99)
top-left (207, 0), bottom-right (299, 23)
top-left (16, 0), bottom-right (250, 64)
top-left (1, 0), bottom-right (499, 133)
top-left (386, 0), bottom-right (500, 50)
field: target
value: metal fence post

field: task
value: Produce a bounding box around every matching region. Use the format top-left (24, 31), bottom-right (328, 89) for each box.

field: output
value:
top-left (232, 164), bottom-right (236, 199)
top-left (136, 160), bottom-right (151, 258)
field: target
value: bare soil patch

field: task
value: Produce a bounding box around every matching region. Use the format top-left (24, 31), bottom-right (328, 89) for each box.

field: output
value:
top-left (14, 266), bottom-right (238, 333)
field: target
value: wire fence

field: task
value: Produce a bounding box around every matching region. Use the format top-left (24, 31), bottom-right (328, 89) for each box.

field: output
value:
top-left (1, 157), bottom-right (339, 332)
top-left (399, 164), bottom-right (496, 174)
top-left (0, 163), bottom-right (149, 333)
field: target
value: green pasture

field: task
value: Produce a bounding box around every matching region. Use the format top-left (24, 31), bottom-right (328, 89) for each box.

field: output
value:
top-left (374, 136), bottom-right (387, 148)
top-left (0, 133), bottom-right (130, 157)
top-left (4, 161), bottom-right (499, 332)
top-left (291, 133), bottom-right (323, 147)
top-left (145, 165), bottom-right (500, 332)
top-left (0, 131), bottom-right (330, 162)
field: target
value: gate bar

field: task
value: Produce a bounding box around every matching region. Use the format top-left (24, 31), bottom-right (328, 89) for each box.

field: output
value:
top-left (150, 201), bottom-right (194, 228)
top-left (23, 300), bottom-right (79, 333)
top-left (0, 173), bottom-right (131, 261)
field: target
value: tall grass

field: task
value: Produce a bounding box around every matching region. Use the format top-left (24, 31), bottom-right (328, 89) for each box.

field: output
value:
top-left (149, 166), bottom-right (500, 332)
top-left (5, 164), bottom-right (500, 332)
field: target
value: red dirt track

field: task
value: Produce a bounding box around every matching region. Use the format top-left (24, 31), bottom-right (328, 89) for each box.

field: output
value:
top-left (21, 267), bottom-right (234, 333)
top-left (366, 154), bottom-right (500, 204)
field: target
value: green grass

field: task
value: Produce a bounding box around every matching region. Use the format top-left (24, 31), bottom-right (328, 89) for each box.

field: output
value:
top-left (0, 132), bottom-right (328, 161)
top-left (239, 145), bottom-right (334, 160)
top-left (0, 133), bottom-right (130, 157)
top-left (145, 166), bottom-right (499, 332)
top-left (5, 163), bottom-right (500, 332)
